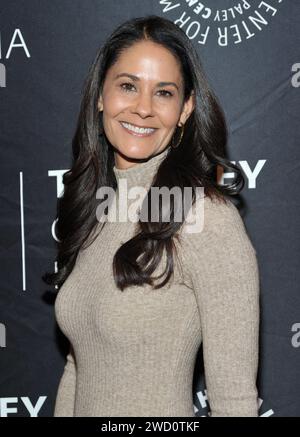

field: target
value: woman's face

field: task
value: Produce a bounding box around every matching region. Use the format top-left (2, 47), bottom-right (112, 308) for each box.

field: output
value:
top-left (97, 40), bottom-right (195, 169)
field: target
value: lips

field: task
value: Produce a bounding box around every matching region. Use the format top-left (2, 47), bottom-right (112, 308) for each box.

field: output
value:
top-left (120, 121), bottom-right (157, 129)
top-left (119, 121), bottom-right (157, 137)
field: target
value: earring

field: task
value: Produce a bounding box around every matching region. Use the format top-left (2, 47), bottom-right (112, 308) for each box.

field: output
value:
top-left (171, 124), bottom-right (184, 149)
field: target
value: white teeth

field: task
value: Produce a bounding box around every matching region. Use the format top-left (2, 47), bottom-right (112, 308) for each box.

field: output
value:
top-left (121, 122), bottom-right (155, 134)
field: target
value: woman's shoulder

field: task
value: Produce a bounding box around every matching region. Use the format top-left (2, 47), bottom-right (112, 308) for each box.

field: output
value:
top-left (203, 193), bottom-right (241, 222)
top-left (179, 192), bottom-right (257, 255)
top-left (180, 192), bottom-right (242, 233)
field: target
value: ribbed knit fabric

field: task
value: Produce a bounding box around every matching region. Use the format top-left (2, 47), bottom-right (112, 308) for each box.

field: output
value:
top-left (53, 147), bottom-right (260, 417)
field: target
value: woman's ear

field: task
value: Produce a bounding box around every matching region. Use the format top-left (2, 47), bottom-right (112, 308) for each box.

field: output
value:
top-left (97, 96), bottom-right (103, 111)
top-left (179, 90), bottom-right (195, 125)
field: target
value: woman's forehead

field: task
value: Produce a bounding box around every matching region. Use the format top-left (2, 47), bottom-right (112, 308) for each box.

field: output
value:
top-left (107, 41), bottom-right (182, 83)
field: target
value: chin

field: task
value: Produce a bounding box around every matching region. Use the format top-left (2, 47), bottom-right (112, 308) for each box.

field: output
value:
top-left (116, 146), bottom-right (153, 161)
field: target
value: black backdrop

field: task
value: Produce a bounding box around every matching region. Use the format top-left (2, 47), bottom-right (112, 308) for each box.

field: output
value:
top-left (0, 0), bottom-right (299, 417)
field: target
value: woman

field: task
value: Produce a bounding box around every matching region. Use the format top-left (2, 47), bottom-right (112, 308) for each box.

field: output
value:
top-left (44, 15), bottom-right (260, 417)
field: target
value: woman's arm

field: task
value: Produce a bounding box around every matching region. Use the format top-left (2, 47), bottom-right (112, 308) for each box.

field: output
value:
top-left (53, 345), bottom-right (77, 417)
top-left (181, 196), bottom-right (260, 417)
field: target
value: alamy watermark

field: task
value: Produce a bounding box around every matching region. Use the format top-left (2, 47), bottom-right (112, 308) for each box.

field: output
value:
top-left (96, 180), bottom-right (205, 234)
top-left (0, 323), bottom-right (6, 348)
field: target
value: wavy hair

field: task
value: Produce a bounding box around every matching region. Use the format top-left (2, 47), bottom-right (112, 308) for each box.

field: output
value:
top-left (43, 15), bottom-right (245, 292)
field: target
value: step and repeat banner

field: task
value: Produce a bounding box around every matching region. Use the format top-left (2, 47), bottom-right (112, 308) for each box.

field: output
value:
top-left (0, 0), bottom-right (299, 417)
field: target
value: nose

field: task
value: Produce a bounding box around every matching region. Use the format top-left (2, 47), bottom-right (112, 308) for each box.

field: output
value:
top-left (132, 90), bottom-right (153, 118)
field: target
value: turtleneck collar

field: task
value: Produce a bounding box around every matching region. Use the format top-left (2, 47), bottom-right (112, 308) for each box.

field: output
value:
top-left (113, 146), bottom-right (170, 191)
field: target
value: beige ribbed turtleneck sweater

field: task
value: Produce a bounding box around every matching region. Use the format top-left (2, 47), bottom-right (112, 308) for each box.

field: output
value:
top-left (53, 147), bottom-right (260, 417)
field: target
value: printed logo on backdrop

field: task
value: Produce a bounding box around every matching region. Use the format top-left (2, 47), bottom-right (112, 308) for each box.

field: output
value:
top-left (0, 397), bottom-right (47, 417)
top-left (159, 0), bottom-right (284, 46)
top-left (0, 29), bottom-right (30, 87)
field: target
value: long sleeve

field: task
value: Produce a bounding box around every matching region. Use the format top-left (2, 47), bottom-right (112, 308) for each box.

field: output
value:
top-left (54, 345), bottom-right (77, 417)
top-left (181, 196), bottom-right (260, 417)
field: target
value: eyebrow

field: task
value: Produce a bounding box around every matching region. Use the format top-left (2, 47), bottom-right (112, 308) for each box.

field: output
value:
top-left (114, 73), bottom-right (179, 91)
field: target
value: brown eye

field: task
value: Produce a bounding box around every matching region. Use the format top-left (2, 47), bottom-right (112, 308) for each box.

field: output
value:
top-left (157, 89), bottom-right (173, 98)
top-left (120, 82), bottom-right (135, 92)
top-left (119, 83), bottom-right (173, 98)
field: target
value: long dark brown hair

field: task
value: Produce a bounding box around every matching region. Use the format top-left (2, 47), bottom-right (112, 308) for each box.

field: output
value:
top-left (43, 15), bottom-right (245, 292)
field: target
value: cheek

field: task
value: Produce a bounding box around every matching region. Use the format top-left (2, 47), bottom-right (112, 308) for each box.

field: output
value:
top-left (105, 102), bottom-right (125, 119)
top-left (157, 106), bottom-right (181, 129)
top-left (102, 88), bottom-right (128, 117)
top-left (154, 97), bottom-right (182, 125)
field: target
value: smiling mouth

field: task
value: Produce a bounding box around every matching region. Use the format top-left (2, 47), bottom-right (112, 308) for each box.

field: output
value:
top-left (119, 121), bottom-right (157, 137)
